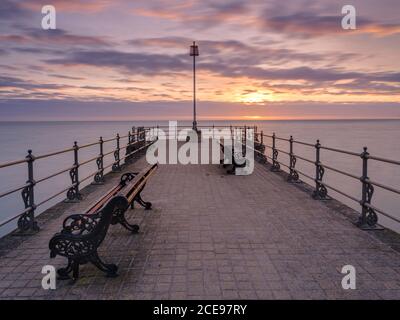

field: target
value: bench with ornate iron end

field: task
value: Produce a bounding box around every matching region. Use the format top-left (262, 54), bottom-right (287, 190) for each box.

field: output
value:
top-left (219, 140), bottom-right (246, 174)
top-left (84, 163), bottom-right (158, 233)
top-left (49, 163), bottom-right (158, 280)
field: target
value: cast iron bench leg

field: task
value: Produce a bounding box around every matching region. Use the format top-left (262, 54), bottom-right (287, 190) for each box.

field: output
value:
top-left (135, 193), bottom-right (152, 210)
top-left (134, 185), bottom-right (152, 210)
top-left (57, 259), bottom-right (73, 280)
top-left (89, 251), bottom-right (118, 278)
top-left (113, 208), bottom-right (140, 233)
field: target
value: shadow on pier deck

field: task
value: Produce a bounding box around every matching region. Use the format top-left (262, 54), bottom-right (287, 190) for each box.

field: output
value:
top-left (1, 155), bottom-right (400, 300)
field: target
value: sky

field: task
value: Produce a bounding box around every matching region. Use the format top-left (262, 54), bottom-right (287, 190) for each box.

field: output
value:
top-left (0, 0), bottom-right (399, 120)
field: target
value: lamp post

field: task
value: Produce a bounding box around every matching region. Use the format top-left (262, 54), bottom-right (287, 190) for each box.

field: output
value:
top-left (190, 41), bottom-right (199, 131)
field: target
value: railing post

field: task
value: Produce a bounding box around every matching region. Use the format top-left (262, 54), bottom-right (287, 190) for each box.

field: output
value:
top-left (66, 141), bottom-right (82, 202)
top-left (132, 126), bottom-right (136, 143)
top-left (93, 136), bottom-right (104, 184)
top-left (112, 133), bottom-right (121, 172)
top-left (271, 133), bottom-right (280, 171)
top-left (18, 150), bottom-right (39, 233)
top-left (312, 139), bottom-right (328, 200)
top-left (258, 130), bottom-right (267, 163)
top-left (287, 135), bottom-right (299, 182)
top-left (243, 125), bottom-right (247, 156)
top-left (357, 147), bottom-right (378, 229)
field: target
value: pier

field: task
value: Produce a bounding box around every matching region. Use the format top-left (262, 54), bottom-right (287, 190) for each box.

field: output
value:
top-left (0, 126), bottom-right (400, 299)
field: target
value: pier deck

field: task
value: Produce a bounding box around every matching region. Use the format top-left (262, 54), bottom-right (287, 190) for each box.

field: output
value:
top-left (1, 155), bottom-right (400, 300)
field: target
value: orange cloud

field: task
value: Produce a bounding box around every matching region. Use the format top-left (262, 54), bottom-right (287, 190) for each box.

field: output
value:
top-left (21, 0), bottom-right (112, 13)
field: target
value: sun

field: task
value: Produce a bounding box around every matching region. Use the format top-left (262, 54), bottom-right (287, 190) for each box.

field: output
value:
top-left (238, 91), bottom-right (270, 104)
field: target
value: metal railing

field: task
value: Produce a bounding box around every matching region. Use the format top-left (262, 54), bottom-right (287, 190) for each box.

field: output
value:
top-left (0, 126), bottom-right (156, 233)
top-left (0, 124), bottom-right (398, 234)
top-left (254, 131), bottom-right (400, 230)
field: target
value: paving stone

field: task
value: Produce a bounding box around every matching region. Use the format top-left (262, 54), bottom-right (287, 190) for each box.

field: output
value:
top-left (0, 152), bottom-right (400, 299)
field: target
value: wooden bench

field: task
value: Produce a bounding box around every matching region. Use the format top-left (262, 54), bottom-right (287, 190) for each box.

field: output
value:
top-left (84, 163), bottom-right (157, 233)
top-left (49, 163), bottom-right (158, 280)
top-left (219, 140), bottom-right (246, 174)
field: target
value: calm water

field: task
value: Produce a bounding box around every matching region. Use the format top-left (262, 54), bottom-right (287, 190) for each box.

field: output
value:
top-left (0, 120), bottom-right (399, 237)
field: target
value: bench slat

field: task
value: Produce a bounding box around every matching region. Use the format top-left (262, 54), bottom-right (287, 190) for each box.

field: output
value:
top-left (119, 164), bottom-right (157, 202)
top-left (85, 184), bottom-right (124, 214)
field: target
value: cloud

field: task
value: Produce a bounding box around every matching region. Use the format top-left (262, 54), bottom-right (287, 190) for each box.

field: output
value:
top-left (42, 45), bottom-right (400, 98)
top-left (258, 11), bottom-right (400, 37)
top-left (20, 0), bottom-right (112, 13)
top-left (49, 74), bottom-right (85, 81)
top-left (18, 27), bottom-right (112, 46)
top-left (133, 0), bottom-right (251, 29)
top-left (1, 99), bottom-right (400, 121)
top-left (132, 1), bottom-right (400, 36)
top-left (0, 0), bottom-right (30, 20)
top-left (45, 50), bottom-right (188, 75)
top-left (0, 75), bottom-right (71, 90)
top-left (11, 47), bottom-right (64, 55)
top-left (128, 37), bottom-right (339, 66)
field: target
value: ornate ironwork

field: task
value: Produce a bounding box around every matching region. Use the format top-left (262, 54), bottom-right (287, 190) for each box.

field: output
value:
top-left (287, 136), bottom-right (299, 182)
top-left (111, 207), bottom-right (139, 233)
top-left (312, 163), bottom-right (328, 199)
top-left (357, 147), bottom-right (379, 228)
top-left (288, 155), bottom-right (299, 182)
top-left (112, 134), bottom-right (121, 172)
top-left (94, 137), bottom-right (104, 184)
top-left (18, 183), bottom-right (38, 232)
top-left (131, 126), bottom-right (136, 143)
top-left (66, 142), bottom-right (82, 201)
top-left (120, 172), bottom-right (136, 186)
top-left (49, 196), bottom-right (129, 280)
top-left (125, 131), bottom-right (136, 164)
top-left (312, 140), bottom-right (328, 199)
top-left (271, 133), bottom-right (280, 172)
top-left (17, 150), bottom-right (39, 232)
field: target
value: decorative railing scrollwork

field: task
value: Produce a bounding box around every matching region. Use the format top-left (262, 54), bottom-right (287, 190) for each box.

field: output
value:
top-left (287, 136), bottom-right (299, 182)
top-left (271, 133), bottom-right (280, 172)
top-left (94, 137), bottom-right (104, 184)
top-left (357, 147), bottom-right (378, 229)
top-left (66, 142), bottom-right (82, 201)
top-left (312, 140), bottom-right (328, 200)
top-left (112, 133), bottom-right (121, 172)
top-left (17, 150), bottom-right (39, 232)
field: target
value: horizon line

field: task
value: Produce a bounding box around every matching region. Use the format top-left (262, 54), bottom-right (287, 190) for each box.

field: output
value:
top-left (1, 117), bottom-right (400, 123)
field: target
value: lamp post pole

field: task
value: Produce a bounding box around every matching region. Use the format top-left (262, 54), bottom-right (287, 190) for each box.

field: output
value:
top-left (190, 42), bottom-right (199, 131)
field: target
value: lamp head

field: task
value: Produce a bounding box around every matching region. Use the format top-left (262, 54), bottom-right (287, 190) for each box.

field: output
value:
top-left (190, 41), bottom-right (199, 56)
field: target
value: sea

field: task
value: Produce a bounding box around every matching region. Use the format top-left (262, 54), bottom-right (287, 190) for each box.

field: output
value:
top-left (0, 119), bottom-right (399, 237)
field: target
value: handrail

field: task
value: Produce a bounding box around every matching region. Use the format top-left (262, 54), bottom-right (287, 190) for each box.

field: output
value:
top-left (369, 155), bottom-right (400, 166)
top-left (320, 145), bottom-right (360, 157)
top-left (0, 126), bottom-right (155, 233)
top-left (35, 148), bottom-right (75, 160)
top-left (0, 125), bottom-right (399, 235)
top-left (0, 158), bottom-right (27, 169)
top-left (0, 207), bottom-right (32, 228)
top-left (259, 132), bottom-right (400, 229)
top-left (0, 183), bottom-right (30, 199)
top-left (35, 166), bottom-right (73, 184)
